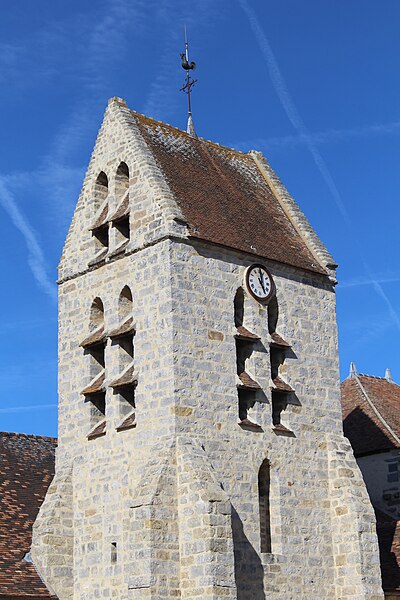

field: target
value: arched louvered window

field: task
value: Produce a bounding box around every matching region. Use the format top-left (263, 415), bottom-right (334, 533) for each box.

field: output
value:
top-left (90, 173), bottom-right (110, 264)
top-left (109, 286), bottom-right (136, 430)
top-left (80, 297), bottom-right (106, 438)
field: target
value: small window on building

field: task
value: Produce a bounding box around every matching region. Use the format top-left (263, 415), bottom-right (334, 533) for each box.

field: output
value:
top-left (111, 542), bottom-right (118, 564)
top-left (258, 459), bottom-right (272, 553)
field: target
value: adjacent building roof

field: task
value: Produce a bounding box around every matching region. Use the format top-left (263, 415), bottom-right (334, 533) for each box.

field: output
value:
top-left (375, 508), bottom-right (400, 595)
top-left (133, 112), bottom-right (328, 276)
top-left (341, 374), bottom-right (400, 456)
top-left (0, 432), bottom-right (56, 599)
top-left (341, 371), bottom-right (400, 594)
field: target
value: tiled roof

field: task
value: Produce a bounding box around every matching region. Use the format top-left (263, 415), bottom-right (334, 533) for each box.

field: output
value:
top-left (133, 113), bottom-right (327, 275)
top-left (341, 375), bottom-right (400, 456)
top-left (0, 432), bottom-right (56, 598)
top-left (375, 508), bottom-right (400, 593)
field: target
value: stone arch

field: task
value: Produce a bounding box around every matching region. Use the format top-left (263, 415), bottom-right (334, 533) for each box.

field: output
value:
top-left (115, 162), bottom-right (129, 201)
top-left (89, 297), bottom-right (104, 332)
top-left (118, 286), bottom-right (132, 320)
top-left (93, 171), bottom-right (108, 211)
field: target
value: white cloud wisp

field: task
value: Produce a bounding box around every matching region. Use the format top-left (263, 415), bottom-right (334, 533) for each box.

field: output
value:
top-left (238, 0), bottom-right (400, 335)
top-left (0, 178), bottom-right (56, 301)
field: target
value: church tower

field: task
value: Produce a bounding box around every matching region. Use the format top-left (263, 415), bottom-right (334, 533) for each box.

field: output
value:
top-left (32, 97), bottom-right (384, 599)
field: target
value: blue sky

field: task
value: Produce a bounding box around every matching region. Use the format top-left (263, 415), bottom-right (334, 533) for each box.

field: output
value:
top-left (1, 0), bottom-right (399, 437)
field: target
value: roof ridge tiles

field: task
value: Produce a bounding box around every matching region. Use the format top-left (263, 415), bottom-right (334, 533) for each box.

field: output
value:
top-left (0, 431), bottom-right (57, 441)
top-left (130, 110), bottom-right (248, 158)
top-left (357, 373), bottom-right (399, 385)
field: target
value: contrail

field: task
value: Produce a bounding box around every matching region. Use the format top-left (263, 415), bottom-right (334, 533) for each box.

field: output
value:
top-left (0, 403), bottom-right (57, 414)
top-left (340, 275), bottom-right (400, 289)
top-left (238, 0), bottom-right (400, 334)
top-left (237, 0), bottom-right (350, 225)
top-left (0, 178), bottom-right (57, 301)
top-left (237, 119), bottom-right (400, 151)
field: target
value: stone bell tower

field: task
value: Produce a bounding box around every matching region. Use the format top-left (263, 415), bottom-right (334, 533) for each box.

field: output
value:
top-left (32, 97), bottom-right (384, 600)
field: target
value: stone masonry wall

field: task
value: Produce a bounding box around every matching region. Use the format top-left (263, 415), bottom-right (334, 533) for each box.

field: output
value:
top-left (168, 239), bottom-right (384, 600)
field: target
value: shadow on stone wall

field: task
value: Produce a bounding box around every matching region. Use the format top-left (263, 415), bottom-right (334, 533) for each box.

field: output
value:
top-left (231, 506), bottom-right (265, 600)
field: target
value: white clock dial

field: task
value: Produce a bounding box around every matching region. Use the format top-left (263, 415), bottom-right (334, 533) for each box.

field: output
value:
top-left (244, 264), bottom-right (275, 304)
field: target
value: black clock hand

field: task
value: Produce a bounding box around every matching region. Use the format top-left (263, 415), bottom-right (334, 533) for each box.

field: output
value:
top-left (258, 269), bottom-right (266, 294)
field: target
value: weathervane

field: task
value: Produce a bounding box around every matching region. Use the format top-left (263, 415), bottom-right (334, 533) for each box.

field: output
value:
top-left (180, 26), bottom-right (197, 137)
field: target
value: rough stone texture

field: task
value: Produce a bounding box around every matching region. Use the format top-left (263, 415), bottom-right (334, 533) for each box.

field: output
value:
top-left (32, 98), bottom-right (384, 599)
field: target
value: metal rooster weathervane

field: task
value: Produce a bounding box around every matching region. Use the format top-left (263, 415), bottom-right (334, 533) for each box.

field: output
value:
top-left (180, 27), bottom-right (197, 136)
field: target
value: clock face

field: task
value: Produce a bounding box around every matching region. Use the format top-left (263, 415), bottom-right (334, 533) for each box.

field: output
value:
top-left (245, 264), bottom-right (275, 305)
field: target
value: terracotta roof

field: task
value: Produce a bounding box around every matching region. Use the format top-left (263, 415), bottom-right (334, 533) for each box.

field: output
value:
top-left (133, 113), bottom-right (326, 275)
top-left (271, 376), bottom-right (294, 393)
top-left (110, 195), bottom-right (129, 222)
top-left (87, 420), bottom-right (106, 440)
top-left (0, 432), bottom-right (56, 598)
top-left (110, 364), bottom-right (136, 389)
top-left (90, 204), bottom-right (108, 230)
top-left (235, 326), bottom-right (260, 342)
top-left (269, 332), bottom-right (291, 348)
top-left (116, 412), bottom-right (136, 432)
top-left (375, 508), bottom-right (400, 593)
top-left (81, 370), bottom-right (105, 395)
top-left (237, 371), bottom-right (261, 390)
top-left (108, 317), bottom-right (134, 338)
top-left (80, 326), bottom-right (105, 348)
top-left (341, 375), bottom-right (400, 456)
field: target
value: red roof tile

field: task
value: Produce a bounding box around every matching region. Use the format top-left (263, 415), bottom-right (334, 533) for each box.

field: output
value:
top-left (269, 332), bottom-right (291, 348)
top-left (80, 326), bottom-right (105, 348)
top-left (271, 376), bottom-right (294, 393)
top-left (110, 364), bottom-right (136, 389)
top-left (341, 375), bottom-right (400, 456)
top-left (108, 317), bottom-right (134, 338)
top-left (110, 195), bottom-right (129, 222)
top-left (0, 432), bottom-right (56, 598)
top-left (235, 326), bottom-right (260, 342)
top-left (116, 412), bottom-right (136, 432)
top-left (87, 420), bottom-right (106, 440)
top-left (237, 371), bottom-right (261, 390)
top-left (81, 370), bottom-right (105, 395)
top-left (133, 113), bottom-right (326, 275)
top-left (90, 204), bottom-right (108, 230)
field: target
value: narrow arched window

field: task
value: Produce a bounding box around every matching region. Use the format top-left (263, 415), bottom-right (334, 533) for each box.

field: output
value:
top-left (94, 172), bottom-right (108, 207)
top-left (115, 162), bottom-right (129, 201)
top-left (234, 287), bottom-right (244, 328)
top-left (90, 297), bottom-right (104, 332)
top-left (258, 459), bottom-right (272, 553)
top-left (119, 285), bottom-right (132, 321)
top-left (111, 163), bottom-right (130, 250)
